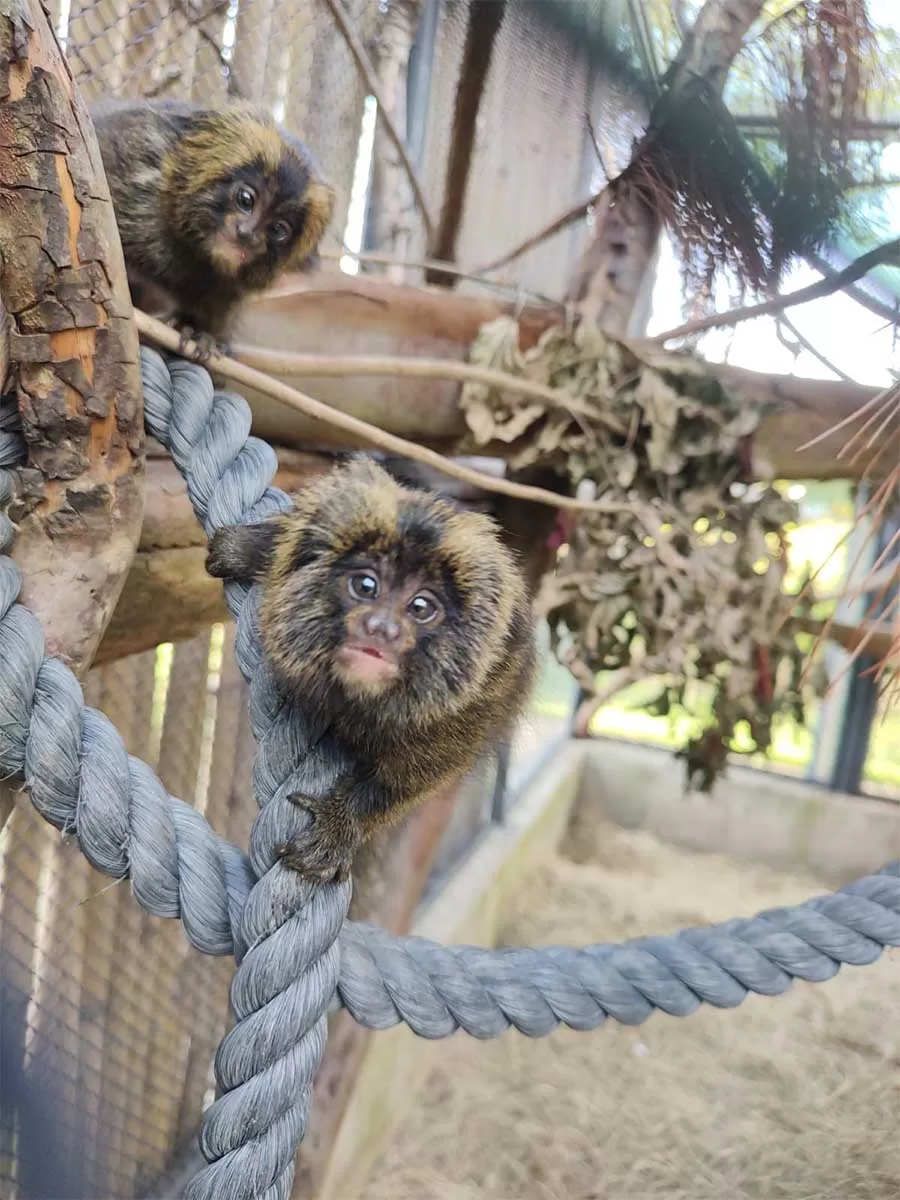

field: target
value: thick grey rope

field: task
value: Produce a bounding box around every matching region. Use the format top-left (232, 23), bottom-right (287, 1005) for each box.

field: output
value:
top-left (1, 351), bottom-right (900, 1184)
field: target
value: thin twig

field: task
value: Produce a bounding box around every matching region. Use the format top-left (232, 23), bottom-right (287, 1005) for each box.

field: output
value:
top-left (778, 313), bottom-right (854, 383)
top-left (321, 0), bottom-right (436, 242)
top-left (654, 237), bottom-right (900, 343)
top-left (793, 380), bottom-right (897, 453)
top-left (229, 342), bottom-right (628, 435)
top-left (573, 668), bottom-right (642, 737)
top-left (473, 188), bottom-right (606, 276)
top-left (134, 310), bottom-right (626, 515)
top-left (321, 248), bottom-right (566, 310)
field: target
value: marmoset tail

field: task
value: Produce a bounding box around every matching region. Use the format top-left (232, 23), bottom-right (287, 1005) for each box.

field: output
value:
top-left (92, 99), bottom-right (335, 358)
top-left (206, 456), bottom-right (537, 881)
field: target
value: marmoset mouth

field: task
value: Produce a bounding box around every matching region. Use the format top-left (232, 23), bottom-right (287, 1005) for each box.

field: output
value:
top-left (336, 643), bottom-right (400, 688)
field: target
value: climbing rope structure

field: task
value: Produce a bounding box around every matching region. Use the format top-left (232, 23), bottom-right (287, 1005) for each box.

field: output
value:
top-left (1, 348), bottom-right (900, 1198)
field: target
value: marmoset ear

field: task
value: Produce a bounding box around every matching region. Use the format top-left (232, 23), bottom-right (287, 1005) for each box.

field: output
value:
top-left (206, 520), bottom-right (282, 581)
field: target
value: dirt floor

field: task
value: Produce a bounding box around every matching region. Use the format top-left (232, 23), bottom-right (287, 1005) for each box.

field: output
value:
top-left (358, 803), bottom-right (900, 1200)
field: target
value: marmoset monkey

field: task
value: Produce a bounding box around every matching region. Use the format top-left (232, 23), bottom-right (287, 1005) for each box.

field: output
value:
top-left (92, 99), bottom-right (335, 359)
top-left (207, 456), bottom-right (537, 881)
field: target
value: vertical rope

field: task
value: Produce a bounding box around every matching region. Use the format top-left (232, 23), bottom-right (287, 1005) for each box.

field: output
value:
top-left (141, 350), bottom-right (352, 1198)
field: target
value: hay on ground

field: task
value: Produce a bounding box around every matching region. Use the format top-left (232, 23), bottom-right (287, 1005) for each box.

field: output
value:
top-left (359, 821), bottom-right (900, 1200)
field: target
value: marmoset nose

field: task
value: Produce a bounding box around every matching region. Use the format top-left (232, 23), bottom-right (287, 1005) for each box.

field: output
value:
top-left (236, 220), bottom-right (256, 244)
top-left (362, 610), bottom-right (401, 642)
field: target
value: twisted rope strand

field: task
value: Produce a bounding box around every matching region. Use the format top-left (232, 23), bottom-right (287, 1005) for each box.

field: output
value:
top-left (1, 350), bottom-right (900, 1195)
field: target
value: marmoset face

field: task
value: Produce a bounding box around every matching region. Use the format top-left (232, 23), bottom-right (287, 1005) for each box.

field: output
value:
top-left (332, 559), bottom-right (447, 694)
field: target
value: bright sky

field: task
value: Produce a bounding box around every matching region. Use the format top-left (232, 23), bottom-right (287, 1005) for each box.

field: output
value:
top-left (647, 0), bottom-right (899, 390)
top-left (646, 235), bottom-right (898, 388)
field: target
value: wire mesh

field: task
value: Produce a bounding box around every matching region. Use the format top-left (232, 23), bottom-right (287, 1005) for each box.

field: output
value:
top-left (0, 631), bottom-right (249, 1199)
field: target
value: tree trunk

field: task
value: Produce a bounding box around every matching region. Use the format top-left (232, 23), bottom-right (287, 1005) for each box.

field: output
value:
top-left (0, 0), bottom-right (144, 825)
top-left (566, 0), bottom-right (766, 328)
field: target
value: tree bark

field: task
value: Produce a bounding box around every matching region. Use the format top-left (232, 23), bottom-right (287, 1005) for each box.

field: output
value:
top-left (0, 0), bottom-right (144, 825)
top-left (230, 273), bottom-right (884, 481)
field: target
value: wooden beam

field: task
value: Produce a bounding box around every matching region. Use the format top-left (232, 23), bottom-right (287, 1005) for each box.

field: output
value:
top-left (231, 272), bottom-right (887, 481)
top-left (93, 449), bottom-right (334, 664)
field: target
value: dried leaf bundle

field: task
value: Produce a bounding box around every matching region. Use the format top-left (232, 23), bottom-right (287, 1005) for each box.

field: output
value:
top-left (462, 316), bottom-right (821, 790)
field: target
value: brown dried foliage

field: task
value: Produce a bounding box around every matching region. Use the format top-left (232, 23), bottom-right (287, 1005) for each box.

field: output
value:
top-left (462, 316), bottom-right (821, 790)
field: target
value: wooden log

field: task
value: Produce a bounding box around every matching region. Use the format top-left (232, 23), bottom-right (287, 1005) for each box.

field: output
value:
top-left (93, 448), bottom-right (334, 664)
top-left (230, 272), bottom-right (887, 482)
top-left (0, 0), bottom-right (144, 828)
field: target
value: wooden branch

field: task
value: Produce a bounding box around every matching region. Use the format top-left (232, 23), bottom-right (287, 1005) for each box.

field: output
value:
top-left (655, 237), bottom-right (900, 343)
top-left (803, 248), bottom-right (900, 328)
top-left (0, 0), bottom-right (144, 828)
top-left (424, 0), bottom-right (506, 284)
top-left (474, 189), bottom-right (604, 277)
top-left (794, 615), bottom-right (897, 666)
top-left (229, 341), bottom-right (626, 432)
top-left (135, 309), bottom-right (626, 515)
top-left (321, 0), bottom-right (435, 241)
top-left (229, 273), bottom-right (888, 482)
top-left (0, 0), bottom-right (144, 672)
top-left (777, 313), bottom-right (854, 384)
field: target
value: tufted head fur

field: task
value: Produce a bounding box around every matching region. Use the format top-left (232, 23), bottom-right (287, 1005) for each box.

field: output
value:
top-left (160, 104), bottom-right (334, 288)
top-left (207, 456), bottom-right (536, 749)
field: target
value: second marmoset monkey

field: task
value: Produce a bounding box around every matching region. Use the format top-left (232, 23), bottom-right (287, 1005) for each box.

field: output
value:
top-left (92, 99), bottom-right (335, 359)
top-left (206, 456), bottom-right (537, 881)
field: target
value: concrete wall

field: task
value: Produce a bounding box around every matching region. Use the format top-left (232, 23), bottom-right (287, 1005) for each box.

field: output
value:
top-left (318, 741), bottom-right (586, 1200)
top-left (580, 736), bottom-right (900, 885)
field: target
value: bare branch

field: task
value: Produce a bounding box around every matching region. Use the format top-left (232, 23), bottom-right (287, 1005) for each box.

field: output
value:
top-left (474, 189), bottom-right (604, 276)
top-left (230, 343), bottom-right (627, 433)
top-left (778, 313), bottom-right (854, 383)
top-left (655, 237), bottom-right (900, 343)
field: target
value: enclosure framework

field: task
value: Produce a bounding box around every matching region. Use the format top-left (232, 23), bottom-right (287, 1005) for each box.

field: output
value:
top-left (2, 347), bottom-right (900, 1197)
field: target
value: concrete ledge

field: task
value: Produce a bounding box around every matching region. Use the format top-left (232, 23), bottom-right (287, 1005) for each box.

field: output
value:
top-left (580, 736), bottom-right (900, 884)
top-left (318, 739), bottom-right (586, 1200)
